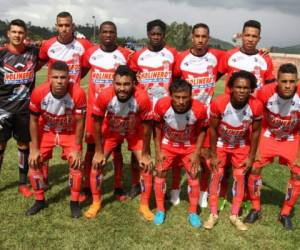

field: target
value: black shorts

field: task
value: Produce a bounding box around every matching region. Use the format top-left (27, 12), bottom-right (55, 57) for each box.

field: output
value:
top-left (0, 112), bottom-right (30, 143)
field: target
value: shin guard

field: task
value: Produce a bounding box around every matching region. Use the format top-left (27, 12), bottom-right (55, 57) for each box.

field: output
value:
top-left (231, 170), bottom-right (245, 215)
top-left (154, 177), bottom-right (166, 211)
top-left (69, 168), bottom-right (82, 201)
top-left (281, 178), bottom-right (300, 216)
top-left (248, 174), bottom-right (263, 211)
top-left (90, 168), bottom-right (103, 203)
top-left (187, 177), bottom-right (200, 213)
top-left (140, 172), bottom-right (153, 205)
top-left (28, 168), bottom-right (45, 200)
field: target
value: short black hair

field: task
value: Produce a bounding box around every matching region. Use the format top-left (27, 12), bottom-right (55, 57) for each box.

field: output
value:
top-left (100, 21), bottom-right (117, 33)
top-left (192, 23), bottom-right (209, 35)
top-left (228, 70), bottom-right (257, 90)
top-left (57, 11), bottom-right (73, 21)
top-left (50, 61), bottom-right (69, 73)
top-left (8, 19), bottom-right (27, 32)
top-left (278, 63), bottom-right (298, 77)
top-left (169, 79), bottom-right (192, 95)
top-left (243, 20), bottom-right (261, 33)
top-left (114, 65), bottom-right (135, 81)
top-left (147, 19), bottom-right (166, 33)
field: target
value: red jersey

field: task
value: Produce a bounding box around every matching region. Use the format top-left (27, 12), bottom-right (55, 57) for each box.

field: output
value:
top-left (92, 86), bottom-right (152, 136)
top-left (218, 47), bottom-right (275, 92)
top-left (82, 45), bottom-right (131, 106)
top-left (256, 83), bottom-right (300, 141)
top-left (39, 37), bottom-right (92, 85)
top-left (29, 82), bottom-right (86, 133)
top-left (210, 94), bottom-right (263, 148)
top-left (173, 48), bottom-right (224, 106)
top-left (153, 97), bottom-right (207, 150)
top-left (129, 46), bottom-right (177, 103)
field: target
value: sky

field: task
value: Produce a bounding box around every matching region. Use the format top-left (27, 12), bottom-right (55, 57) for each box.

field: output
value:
top-left (1, 0), bottom-right (300, 47)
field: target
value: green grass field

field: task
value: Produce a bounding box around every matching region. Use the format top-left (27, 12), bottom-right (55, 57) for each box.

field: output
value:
top-left (0, 69), bottom-right (299, 249)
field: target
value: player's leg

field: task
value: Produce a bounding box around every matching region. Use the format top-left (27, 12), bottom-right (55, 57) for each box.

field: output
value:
top-left (0, 142), bottom-right (6, 175)
top-left (199, 147), bottom-right (211, 208)
top-left (169, 163), bottom-right (182, 206)
top-left (128, 153), bottom-right (141, 199)
top-left (112, 144), bottom-right (126, 201)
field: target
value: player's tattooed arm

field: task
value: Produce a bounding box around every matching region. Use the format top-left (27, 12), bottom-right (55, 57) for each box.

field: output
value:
top-left (28, 113), bottom-right (41, 169)
top-left (209, 116), bottom-right (220, 172)
top-left (92, 115), bottom-right (106, 169)
top-left (243, 119), bottom-right (262, 173)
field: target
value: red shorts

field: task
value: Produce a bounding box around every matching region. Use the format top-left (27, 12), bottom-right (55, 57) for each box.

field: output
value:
top-left (39, 131), bottom-right (81, 161)
top-left (253, 135), bottom-right (300, 174)
top-left (156, 147), bottom-right (195, 172)
top-left (103, 133), bottom-right (143, 153)
top-left (216, 146), bottom-right (249, 169)
top-left (85, 106), bottom-right (95, 144)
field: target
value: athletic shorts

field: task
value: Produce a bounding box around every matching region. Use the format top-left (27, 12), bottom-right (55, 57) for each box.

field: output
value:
top-left (39, 131), bottom-right (82, 161)
top-left (253, 135), bottom-right (300, 174)
top-left (103, 133), bottom-right (143, 154)
top-left (216, 146), bottom-right (250, 170)
top-left (0, 112), bottom-right (30, 143)
top-left (156, 147), bottom-right (196, 172)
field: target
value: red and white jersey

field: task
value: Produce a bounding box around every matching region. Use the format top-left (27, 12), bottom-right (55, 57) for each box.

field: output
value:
top-left (29, 82), bottom-right (86, 133)
top-left (153, 97), bottom-right (207, 150)
top-left (82, 46), bottom-right (131, 106)
top-left (218, 47), bottom-right (275, 93)
top-left (256, 83), bottom-right (300, 141)
top-left (210, 94), bottom-right (263, 148)
top-left (39, 37), bottom-right (92, 85)
top-left (129, 46), bottom-right (177, 104)
top-left (92, 86), bottom-right (152, 136)
top-left (173, 48), bottom-right (224, 106)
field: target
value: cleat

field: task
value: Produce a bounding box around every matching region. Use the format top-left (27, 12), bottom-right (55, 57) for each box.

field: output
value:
top-left (153, 211), bottom-right (165, 225)
top-left (218, 197), bottom-right (228, 211)
top-left (229, 215), bottom-right (248, 231)
top-left (188, 213), bottom-right (202, 228)
top-left (114, 188), bottom-right (126, 202)
top-left (203, 213), bottom-right (219, 229)
top-left (18, 185), bottom-right (32, 198)
top-left (199, 191), bottom-right (208, 208)
top-left (170, 189), bottom-right (180, 206)
top-left (26, 200), bottom-right (47, 216)
top-left (70, 201), bottom-right (82, 218)
top-left (84, 202), bottom-right (101, 219)
top-left (128, 184), bottom-right (141, 199)
top-left (139, 204), bottom-right (154, 221)
top-left (278, 215), bottom-right (293, 230)
top-left (78, 187), bottom-right (92, 203)
top-left (244, 209), bottom-right (261, 224)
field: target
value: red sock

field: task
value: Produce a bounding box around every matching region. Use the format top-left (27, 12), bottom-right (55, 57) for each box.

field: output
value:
top-left (209, 168), bottom-right (224, 215)
top-left (130, 154), bottom-right (140, 186)
top-left (248, 174), bottom-right (262, 211)
top-left (171, 164), bottom-right (181, 190)
top-left (187, 177), bottom-right (200, 213)
top-left (28, 168), bottom-right (45, 200)
top-left (112, 150), bottom-right (123, 189)
top-left (69, 168), bottom-right (82, 201)
top-left (90, 168), bottom-right (103, 203)
top-left (281, 178), bottom-right (300, 216)
top-left (154, 177), bottom-right (166, 211)
top-left (41, 161), bottom-right (49, 183)
top-left (83, 146), bottom-right (94, 189)
top-left (200, 159), bottom-right (210, 192)
top-left (140, 171), bottom-right (152, 205)
top-left (231, 170), bottom-right (245, 215)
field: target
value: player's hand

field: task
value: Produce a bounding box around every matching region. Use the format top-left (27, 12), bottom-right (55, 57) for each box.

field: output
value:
top-left (139, 154), bottom-right (153, 173)
top-left (69, 151), bottom-right (82, 169)
top-left (189, 152), bottom-right (200, 178)
top-left (28, 149), bottom-right (41, 169)
top-left (241, 157), bottom-right (254, 174)
top-left (210, 155), bottom-right (219, 173)
top-left (92, 152), bottom-right (106, 169)
top-left (155, 151), bottom-right (166, 173)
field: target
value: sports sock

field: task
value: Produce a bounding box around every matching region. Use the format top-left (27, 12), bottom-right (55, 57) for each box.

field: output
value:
top-left (281, 178), bottom-right (300, 216)
top-left (18, 148), bottom-right (29, 185)
top-left (154, 176), bottom-right (166, 211)
top-left (209, 168), bottom-right (224, 215)
top-left (248, 174), bottom-right (262, 211)
top-left (90, 168), bottom-right (103, 203)
top-left (28, 168), bottom-right (45, 200)
top-left (69, 168), bottom-right (82, 201)
top-left (187, 177), bottom-right (200, 213)
top-left (231, 170), bottom-right (245, 215)
top-left (140, 171), bottom-right (152, 205)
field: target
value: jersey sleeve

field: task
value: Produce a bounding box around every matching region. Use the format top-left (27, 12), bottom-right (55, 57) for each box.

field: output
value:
top-left (173, 52), bottom-right (184, 78)
top-left (74, 88), bottom-right (87, 115)
top-left (194, 102), bottom-right (208, 128)
top-left (209, 99), bottom-right (222, 119)
top-left (251, 99), bottom-right (264, 121)
top-left (153, 99), bottom-right (165, 123)
top-left (29, 88), bottom-right (42, 114)
top-left (92, 92), bottom-right (109, 118)
top-left (81, 47), bottom-right (92, 68)
top-left (128, 51), bottom-right (140, 72)
top-left (264, 56), bottom-right (276, 83)
top-left (255, 84), bottom-right (273, 105)
top-left (38, 40), bottom-right (49, 61)
top-left (218, 51), bottom-right (229, 74)
top-left (137, 91), bottom-right (153, 121)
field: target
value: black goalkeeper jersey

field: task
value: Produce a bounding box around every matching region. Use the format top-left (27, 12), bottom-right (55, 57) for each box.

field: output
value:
top-left (0, 45), bottom-right (39, 113)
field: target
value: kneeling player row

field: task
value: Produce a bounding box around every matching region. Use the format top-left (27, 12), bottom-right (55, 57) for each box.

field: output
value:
top-left (25, 62), bottom-right (300, 231)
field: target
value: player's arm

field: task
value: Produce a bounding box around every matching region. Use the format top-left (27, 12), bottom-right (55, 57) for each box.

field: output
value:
top-left (92, 114), bottom-right (106, 169)
top-left (28, 112), bottom-right (41, 169)
top-left (244, 119), bottom-right (262, 172)
top-left (209, 116), bottom-right (220, 172)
